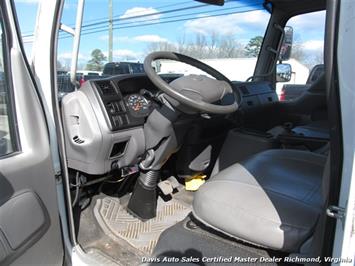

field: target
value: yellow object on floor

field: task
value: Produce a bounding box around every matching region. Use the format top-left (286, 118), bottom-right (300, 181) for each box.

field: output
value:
top-left (185, 174), bottom-right (207, 191)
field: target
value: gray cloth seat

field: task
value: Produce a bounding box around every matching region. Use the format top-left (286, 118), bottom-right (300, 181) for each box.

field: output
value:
top-left (292, 120), bottom-right (329, 139)
top-left (193, 149), bottom-right (327, 253)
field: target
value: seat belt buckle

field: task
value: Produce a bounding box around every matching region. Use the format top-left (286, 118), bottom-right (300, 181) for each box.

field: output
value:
top-left (326, 205), bottom-right (346, 227)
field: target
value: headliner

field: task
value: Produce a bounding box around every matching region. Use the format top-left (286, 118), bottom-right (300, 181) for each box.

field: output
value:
top-left (268, 0), bottom-right (326, 14)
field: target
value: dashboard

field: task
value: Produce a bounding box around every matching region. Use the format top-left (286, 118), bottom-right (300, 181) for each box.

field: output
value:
top-left (61, 73), bottom-right (278, 175)
top-left (93, 75), bottom-right (162, 131)
top-left (232, 81), bottom-right (279, 109)
top-left (61, 74), bottom-right (178, 175)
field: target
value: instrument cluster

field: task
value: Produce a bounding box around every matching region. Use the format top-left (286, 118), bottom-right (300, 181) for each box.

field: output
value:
top-left (124, 93), bottom-right (152, 117)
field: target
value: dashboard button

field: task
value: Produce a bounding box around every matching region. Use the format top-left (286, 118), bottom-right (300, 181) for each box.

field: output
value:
top-left (114, 102), bottom-right (121, 112)
top-left (112, 115), bottom-right (120, 127)
top-left (107, 103), bottom-right (115, 114)
top-left (120, 115), bottom-right (129, 125)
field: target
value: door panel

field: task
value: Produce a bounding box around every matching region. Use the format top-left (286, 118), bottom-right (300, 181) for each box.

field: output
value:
top-left (0, 1), bottom-right (63, 265)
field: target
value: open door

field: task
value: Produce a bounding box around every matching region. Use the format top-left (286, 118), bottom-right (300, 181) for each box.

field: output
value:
top-left (0, 0), bottom-right (64, 265)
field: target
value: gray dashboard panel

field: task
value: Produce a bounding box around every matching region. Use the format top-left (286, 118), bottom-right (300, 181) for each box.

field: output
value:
top-left (232, 81), bottom-right (278, 109)
top-left (61, 82), bottom-right (145, 175)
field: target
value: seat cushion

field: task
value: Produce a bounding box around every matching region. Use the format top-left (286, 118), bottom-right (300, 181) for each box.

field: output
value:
top-left (292, 120), bottom-right (329, 139)
top-left (193, 149), bottom-right (327, 253)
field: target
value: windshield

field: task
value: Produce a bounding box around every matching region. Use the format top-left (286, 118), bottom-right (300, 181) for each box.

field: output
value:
top-left (57, 0), bottom-right (270, 82)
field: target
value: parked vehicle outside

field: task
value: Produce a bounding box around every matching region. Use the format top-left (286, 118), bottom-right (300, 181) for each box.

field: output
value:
top-left (76, 70), bottom-right (102, 76)
top-left (57, 71), bottom-right (105, 100)
top-left (279, 64), bottom-right (325, 101)
top-left (103, 62), bottom-right (145, 76)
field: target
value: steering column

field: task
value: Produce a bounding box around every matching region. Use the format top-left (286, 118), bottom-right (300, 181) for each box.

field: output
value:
top-left (127, 106), bottom-right (180, 220)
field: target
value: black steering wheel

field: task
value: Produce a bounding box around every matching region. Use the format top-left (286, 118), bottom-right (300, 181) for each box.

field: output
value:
top-left (144, 51), bottom-right (240, 114)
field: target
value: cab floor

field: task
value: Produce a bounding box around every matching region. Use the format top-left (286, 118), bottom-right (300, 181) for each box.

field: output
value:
top-left (77, 188), bottom-right (193, 266)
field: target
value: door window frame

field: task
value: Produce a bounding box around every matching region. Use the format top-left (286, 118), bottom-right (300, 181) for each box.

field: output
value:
top-left (0, 5), bottom-right (20, 158)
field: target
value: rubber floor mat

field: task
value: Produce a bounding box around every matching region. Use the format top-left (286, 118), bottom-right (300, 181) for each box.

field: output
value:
top-left (93, 196), bottom-right (191, 255)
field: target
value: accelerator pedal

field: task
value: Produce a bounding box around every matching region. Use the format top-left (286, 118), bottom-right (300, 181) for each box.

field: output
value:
top-left (167, 176), bottom-right (180, 189)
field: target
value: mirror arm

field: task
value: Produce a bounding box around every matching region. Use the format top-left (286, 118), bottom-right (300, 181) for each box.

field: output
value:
top-left (274, 24), bottom-right (286, 61)
top-left (247, 23), bottom-right (285, 82)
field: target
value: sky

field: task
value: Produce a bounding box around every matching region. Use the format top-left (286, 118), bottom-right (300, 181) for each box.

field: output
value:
top-left (14, 0), bottom-right (325, 69)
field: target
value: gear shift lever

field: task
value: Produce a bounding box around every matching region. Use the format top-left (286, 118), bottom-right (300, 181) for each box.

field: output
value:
top-left (127, 150), bottom-right (160, 220)
top-left (127, 107), bottom-right (180, 220)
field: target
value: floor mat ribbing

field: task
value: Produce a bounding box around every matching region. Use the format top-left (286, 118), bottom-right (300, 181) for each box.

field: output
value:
top-left (93, 196), bottom-right (191, 255)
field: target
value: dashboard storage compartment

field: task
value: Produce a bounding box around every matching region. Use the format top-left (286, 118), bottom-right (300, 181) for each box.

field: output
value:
top-left (110, 140), bottom-right (129, 158)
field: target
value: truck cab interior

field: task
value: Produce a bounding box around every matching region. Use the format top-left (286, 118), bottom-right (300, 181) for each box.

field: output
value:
top-left (57, 0), bottom-right (339, 264)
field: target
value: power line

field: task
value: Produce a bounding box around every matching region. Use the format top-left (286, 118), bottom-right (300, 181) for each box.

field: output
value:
top-left (79, 0), bottom-right (193, 25)
top-left (20, 1), bottom-right (200, 37)
top-left (81, 3), bottom-right (209, 29)
top-left (22, 2), bottom-right (208, 39)
top-left (59, 5), bottom-right (264, 40)
top-left (45, 3), bottom-right (211, 38)
top-left (58, 3), bottom-right (210, 31)
top-left (58, 1), bottom-right (264, 37)
top-left (76, 0), bottom-right (231, 27)
top-left (77, 5), bottom-right (257, 35)
top-left (23, 1), bottom-right (264, 40)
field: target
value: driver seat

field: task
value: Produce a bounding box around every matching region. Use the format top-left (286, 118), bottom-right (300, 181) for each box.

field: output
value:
top-left (192, 149), bottom-right (327, 253)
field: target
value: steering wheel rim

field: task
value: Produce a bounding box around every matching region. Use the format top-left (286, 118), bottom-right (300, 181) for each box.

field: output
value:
top-left (144, 51), bottom-right (240, 114)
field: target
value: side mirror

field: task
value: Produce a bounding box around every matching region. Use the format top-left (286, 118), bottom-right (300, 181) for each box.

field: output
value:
top-left (279, 26), bottom-right (293, 61)
top-left (276, 63), bottom-right (292, 82)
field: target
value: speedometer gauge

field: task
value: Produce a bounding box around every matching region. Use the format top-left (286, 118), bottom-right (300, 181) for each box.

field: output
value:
top-left (126, 94), bottom-right (151, 116)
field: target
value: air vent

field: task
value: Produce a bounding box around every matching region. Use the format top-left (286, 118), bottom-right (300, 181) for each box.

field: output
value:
top-left (96, 80), bottom-right (116, 95)
top-left (239, 85), bottom-right (249, 95)
top-left (73, 135), bottom-right (85, 144)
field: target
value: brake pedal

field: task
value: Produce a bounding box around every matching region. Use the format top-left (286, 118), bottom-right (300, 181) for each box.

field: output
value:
top-left (158, 180), bottom-right (174, 195)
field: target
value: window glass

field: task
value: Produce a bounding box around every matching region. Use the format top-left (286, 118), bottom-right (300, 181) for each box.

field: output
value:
top-left (277, 11), bottom-right (325, 101)
top-left (58, 0), bottom-right (271, 91)
top-left (130, 63), bottom-right (144, 74)
top-left (13, 0), bottom-right (40, 60)
top-left (0, 20), bottom-right (15, 156)
top-left (114, 64), bottom-right (130, 75)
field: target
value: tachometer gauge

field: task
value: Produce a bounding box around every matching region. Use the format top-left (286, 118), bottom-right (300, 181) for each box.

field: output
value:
top-left (125, 94), bottom-right (151, 116)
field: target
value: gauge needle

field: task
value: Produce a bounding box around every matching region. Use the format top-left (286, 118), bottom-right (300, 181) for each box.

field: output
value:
top-left (134, 103), bottom-right (142, 111)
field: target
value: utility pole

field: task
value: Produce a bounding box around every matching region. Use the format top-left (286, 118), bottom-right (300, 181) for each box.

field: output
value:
top-left (108, 0), bottom-right (113, 62)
